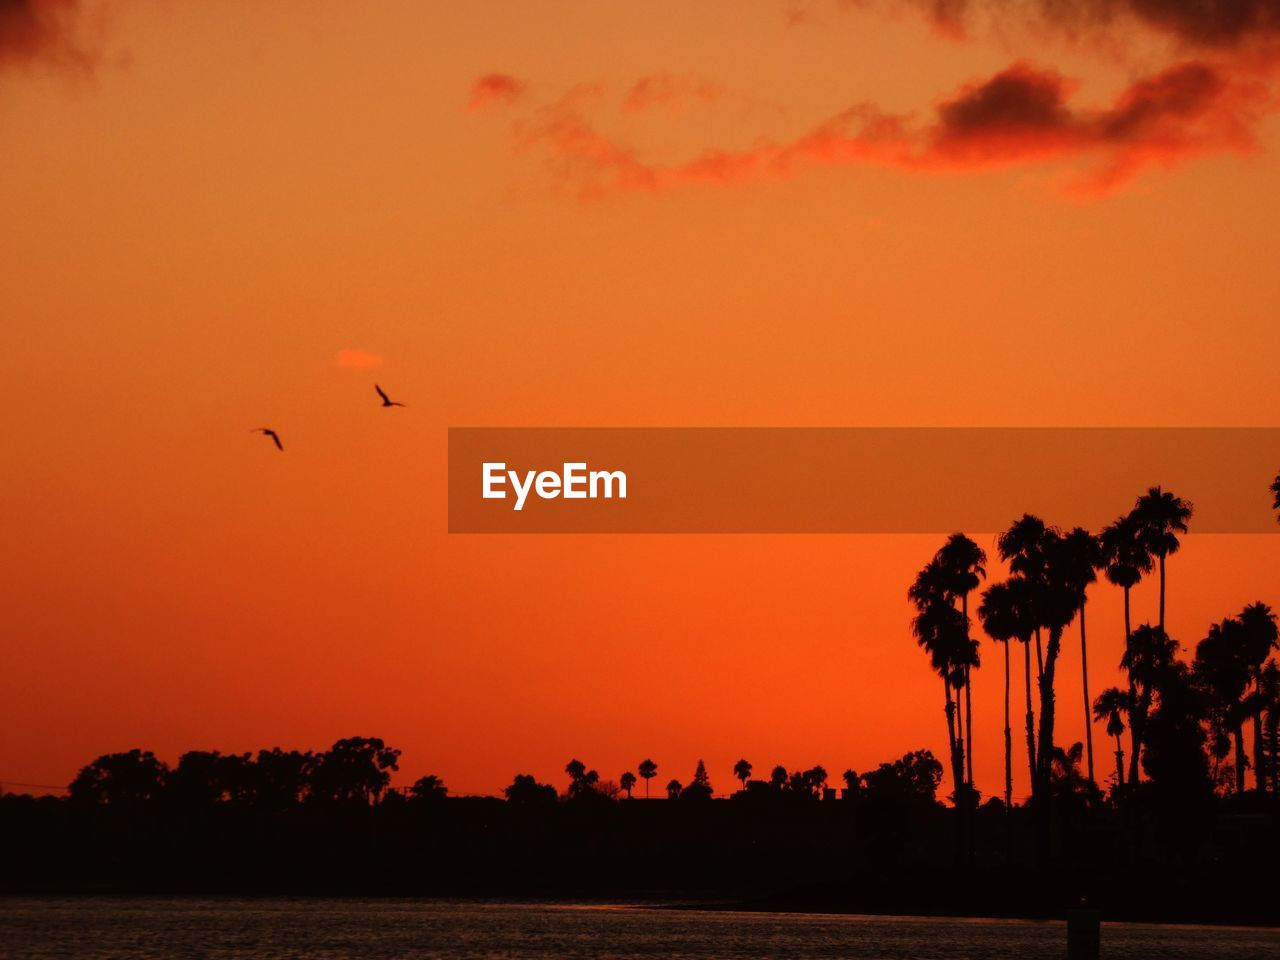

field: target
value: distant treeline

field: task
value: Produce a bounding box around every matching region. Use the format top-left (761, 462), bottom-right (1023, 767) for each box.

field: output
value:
top-left (2, 736), bottom-right (1279, 924)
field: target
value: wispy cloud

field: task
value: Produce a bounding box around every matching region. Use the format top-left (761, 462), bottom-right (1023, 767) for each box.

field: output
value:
top-left (477, 0), bottom-right (1280, 202)
top-left (494, 57), bottom-right (1266, 200)
top-left (0, 0), bottom-right (103, 74)
top-left (622, 74), bottom-right (726, 114)
top-left (335, 349), bottom-right (383, 369)
top-left (468, 72), bottom-right (525, 112)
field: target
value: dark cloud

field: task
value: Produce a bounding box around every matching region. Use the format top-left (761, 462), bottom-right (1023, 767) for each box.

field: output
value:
top-left (0, 0), bottom-right (97, 73)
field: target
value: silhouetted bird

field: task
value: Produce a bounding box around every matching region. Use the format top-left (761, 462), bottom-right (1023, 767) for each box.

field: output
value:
top-left (254, 428), bottom-right (283, 451)
top-left (375, 385), bottom-right (405, 408)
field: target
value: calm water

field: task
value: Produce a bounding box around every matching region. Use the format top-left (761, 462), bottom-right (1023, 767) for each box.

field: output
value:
top-left (1, 898), bottom-right (1278, 959)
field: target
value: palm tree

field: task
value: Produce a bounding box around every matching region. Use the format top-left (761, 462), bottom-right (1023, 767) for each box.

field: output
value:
top-left (1123, 624), bottom-right (1179, 786)
top-left (997, 514), bottom-right (1052, 686)
top-left (979, 579), bottom-right (1035, 811)
top-left (1059, 527), bottom-right (1102, 786)
top-left (910, 559), bottom-right (968, 801)
top-left (1194, 617), bottom-right (1253, 795)
top-left (620, 771), bottom-right (637, 799)
top-left (937, 534), bottom-right (987, 789)
top-left (637, 758), bottom-right (657, 798)
top-left (1238, 603), bottom-right (1278, 794)
top-left (733, 758), bottom-right (752, 791)
top-left (1099, 514), bottom-right (1152, 780)
top-left (1093, 687), bottom-right (1130, 794)
top-left (1260, 661), bottom-right (1280, 794)
top-left (1131, 486), bottom-right (1193, 631)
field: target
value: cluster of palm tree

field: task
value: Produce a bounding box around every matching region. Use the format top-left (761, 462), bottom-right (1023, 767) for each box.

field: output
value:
top-left (911, 477), bottom-right (1280, 857)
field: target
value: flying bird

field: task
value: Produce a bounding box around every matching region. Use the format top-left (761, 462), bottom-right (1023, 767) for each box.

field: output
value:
top-left (253, 428), bottom-right (284, 451)
top-left (375, 384), bottom-right (406, 408)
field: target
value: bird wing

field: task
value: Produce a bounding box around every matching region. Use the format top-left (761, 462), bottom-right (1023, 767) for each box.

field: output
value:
top-left (269, 431), bottom-right (283, 450)
top-left (375, 384), bottom-right (390, 403)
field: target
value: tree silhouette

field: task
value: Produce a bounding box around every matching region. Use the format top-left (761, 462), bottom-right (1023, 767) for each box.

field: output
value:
top-left (1132, 486), bottom-right (1193, 632)
top-left (504, 773), bottom-right (557, 805)
top-left (681, 760), bottom-right (713, 800)
top-left (665, 779), bottom-right (682, 800)
top-left (1238, 602), bottom-right (1278, 794)
top-left (311, 737), bottom-right (401, 805)
top-left (1259, 661), bottom-right (1280, 794)
top-left (1093, 687), bottom-right (1130, 792)
top-left (1272, 471), bottom-right (1280, 518)
top-left (69, 749), bottom-right (167, 806)
top-left (1123, 624), bottom-right (1178, 787)
top-left (1194, 617), bottom-right (1253, 795)
top-left (564, 759), bottom-right (600, 799)
top-left (732, 758), bottom-right (751, 791)
top-left (620, 771), bottom-right (637, 798)
top-left (1059, 527), bottom-right (1103, 786)
top-left (936, 534), bottom-right (987, 788)
top-left (637, 758), bottom-right (657, 799)
top-left (769, 765), bottom-right (788, 790)
top-left (1099, 513), bottom-right (1153, 782)
top-left (410, 775), bottom-right (448, 802)
top-left (909, 558), bottom-right (971, 808)
top-left (254, 748), bottom-right (315, 809)
top-left (168, 750), bottom-right (254, 806)
top-left (979, 578), bottom-right (1036, 811)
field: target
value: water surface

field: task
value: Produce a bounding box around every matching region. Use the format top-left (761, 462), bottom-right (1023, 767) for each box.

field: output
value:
top-left (2, 898), bottom-right (1277, 959)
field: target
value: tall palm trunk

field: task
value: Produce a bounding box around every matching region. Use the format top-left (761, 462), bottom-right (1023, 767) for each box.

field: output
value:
top-left (1113, 733), bottom-right (1125, 789)
top-left (1234, 725), bottom-right (1247, 796)
top-left (1034, 626), bottom-right (1064, 862)
top-left (943, 677), bottom-right (964, 860)
top-left (962, 595), bottom-right (974, 791)
top-left (1267, 708), bottom-right (1279, 795)
top-left (1253, 704), bottom-right (1266, 795)
top-left (1023, 639), bottom-right (1036, 792)
top-left (1003, 639), bottom-right (1013, 811)
top-left (1123, 585), bottom-right (1139, 784)
top-left (1080, 603), bottom-right (1094, 785)
top-left (1157, 553), bottom-right (1166, 630)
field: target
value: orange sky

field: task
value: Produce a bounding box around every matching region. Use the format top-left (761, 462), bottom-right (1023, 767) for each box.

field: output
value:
top-left (3, 0), bottom-right (1280, 802)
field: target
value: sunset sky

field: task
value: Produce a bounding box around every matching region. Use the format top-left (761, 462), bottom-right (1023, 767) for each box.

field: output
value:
top-left (3, 0), bottom-right (1280, 802)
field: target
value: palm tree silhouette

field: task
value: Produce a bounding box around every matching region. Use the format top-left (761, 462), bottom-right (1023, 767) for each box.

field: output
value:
top-left (1131, 487), bottom-right (1193, 631)
top-left (620, 770), bottom-right (637, 798)
top-left (1259, 661), bottom-right (1280, 794)
top-left (638, 758), bottom-right (657, 799)
top-left (979, 578), bottom-right (1036, 812)
top-left (733, 759), bottom-right (752, 791)
top-left (997, 515), bottom-right (1051, 684)
top-left (1194, 617), bottom-right (1252, 794)
top-left (937, 534), bottom-right (987, 789)
top-left (1122, 624), bottom-right (1178, 786)
top-left (910, 559), bottom-right (969, 807)
top-left (1099, 514), bottom-right (1152, 780)
top-left (1059, 528), bottom-right (1103, 786)
top-left (1238, 603), bottom-right (1278, 794)
top-left (1093, 686), bottom-right (1130, 793)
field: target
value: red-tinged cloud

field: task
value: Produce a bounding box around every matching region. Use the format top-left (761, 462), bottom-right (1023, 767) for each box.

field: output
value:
top-left (0, 0), bottom-right (98, 73)
top-left (468, 72), bottom-right (525, 111)
top-left (335, 349), bottom-right (383, 369)
top-left (504, 59), bottom-right (1267, 199)
top-left (864, 0), bottom-right (1280, 52)
top-left (622, 74), bottom-right (726, 114)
